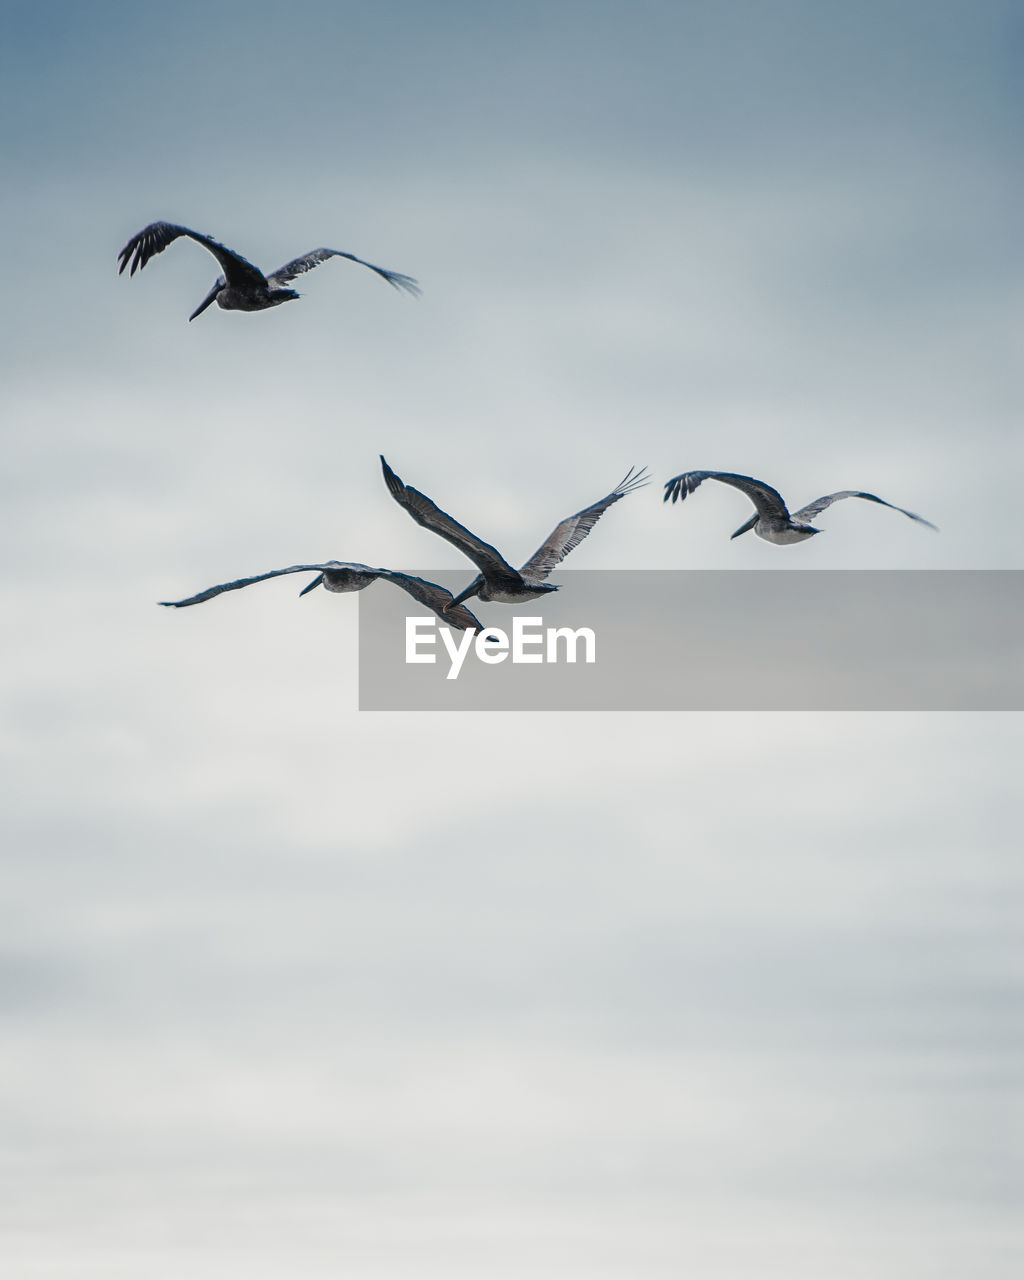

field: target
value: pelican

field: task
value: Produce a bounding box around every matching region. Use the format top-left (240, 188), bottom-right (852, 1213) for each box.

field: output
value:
top-left (663, 470), bottom-right (938, 544)
top-left (381, 457), bottom-right (649, 611)
top-left (159, 562), bottom-right (484, 630)
top-left (118, 221), bottom-right (420, 320)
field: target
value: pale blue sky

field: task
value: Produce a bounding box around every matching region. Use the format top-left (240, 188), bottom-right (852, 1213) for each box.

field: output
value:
top-left (2, 3), bottom-right (1022, 1276)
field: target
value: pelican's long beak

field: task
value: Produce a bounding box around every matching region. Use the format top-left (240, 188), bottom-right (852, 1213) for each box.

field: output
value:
top-left (730, 515), bottom-right (759, 540)
top-left (299, 574), bottom-right (325, 596)
top-left (444, 584), bottom-right (478, 613)
top-left (188, 284), bottom-right (221, 322)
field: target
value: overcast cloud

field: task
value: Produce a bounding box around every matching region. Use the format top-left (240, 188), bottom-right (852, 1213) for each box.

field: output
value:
top-left (1, 2), bottom-right (1021, 1276)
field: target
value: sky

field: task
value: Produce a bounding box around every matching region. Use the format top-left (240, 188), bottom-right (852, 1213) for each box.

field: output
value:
top-left (1, 2), bottom-right (1022, 1276)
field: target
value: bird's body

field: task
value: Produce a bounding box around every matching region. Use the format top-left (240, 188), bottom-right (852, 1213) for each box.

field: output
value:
top-left (381, 457), bottom-right (649, 611)
top-left (474, 577), bottom-right (556, 606)
top-left (663, 470), bottom-right (937, 543)
top-left (118, 221), bottom-right (420, 321)
top-left (160, 560), bottom-right (484, 630)
top-left (210, 282), bottom-right (298, 314)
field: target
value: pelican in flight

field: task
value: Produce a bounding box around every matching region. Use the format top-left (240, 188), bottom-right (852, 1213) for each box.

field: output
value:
top-left (381, 456), bottom-right (649, 610)
top-left (159, 562), bottom-right (484, 630)
top-left (663, 470), bottom-right (938, 544)
top-left (118, 221), bottom-right (420, 320)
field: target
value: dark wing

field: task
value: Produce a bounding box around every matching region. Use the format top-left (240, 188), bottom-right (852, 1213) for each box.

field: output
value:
top-left (117, 221), bottom-right (266, 288)
top-left (159, 563), bottom-right (340, 608)
top-left (520, 467), bottom-right (650, 580)
top-left (663, 470), bottom-right (791, 522)
top-left (376, 570), bottom-right (485, 631)
top-left (266, 248), bottom-right (421, 296)
top-left (380, 457), bottom-right (523, 591)
top-left (791, 490), bottom-right (939, 530)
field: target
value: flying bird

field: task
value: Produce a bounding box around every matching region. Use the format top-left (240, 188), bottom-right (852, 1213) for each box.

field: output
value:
top-left (663, 470), bottom-right (938, 544)
top-left (118, 221), bottom-right (420, 320)
top-left (381, 456), bottom-right (649, 611)
top-left (159, 562), bottom-right (484, 630)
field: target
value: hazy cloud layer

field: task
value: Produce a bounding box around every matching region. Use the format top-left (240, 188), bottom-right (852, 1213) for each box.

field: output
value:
top-left (2, 2), bottom-right (1021, 1276)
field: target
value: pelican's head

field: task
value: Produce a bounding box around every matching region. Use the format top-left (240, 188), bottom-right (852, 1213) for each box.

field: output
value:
top-left (730, 514), bottom-right (759, 540)
top-left (189, 276), bottom-right (226, 321)
top-left (444, 576), bottom-right (484, 612)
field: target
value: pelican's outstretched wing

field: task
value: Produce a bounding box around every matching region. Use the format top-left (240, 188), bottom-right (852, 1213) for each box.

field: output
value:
top-left (376, 570), bottom-right (484, 631)
top-left (160, 559), bottom-right (484, 630)
top-left (380, 457), bottom-right (523, 591)
top-left (663, 471), bottom-right (792, 522)
top-left (118, 222), bottom-right (266, 288)
top-left (791, 491), bottom-right (938, 530)
top-left (159, 563), bottom-right (345, 607)
top-left (267, 248), bottom-right (421, 296)
top-left (520, 467), bottom-right (650, 580)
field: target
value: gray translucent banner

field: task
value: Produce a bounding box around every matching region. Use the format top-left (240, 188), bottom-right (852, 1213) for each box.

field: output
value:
top-left (357, 571), bottom-right (1024, 711)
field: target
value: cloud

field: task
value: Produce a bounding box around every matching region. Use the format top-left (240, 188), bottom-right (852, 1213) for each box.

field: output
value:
top-left (2, 1), bottom-right (1022, 1274)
